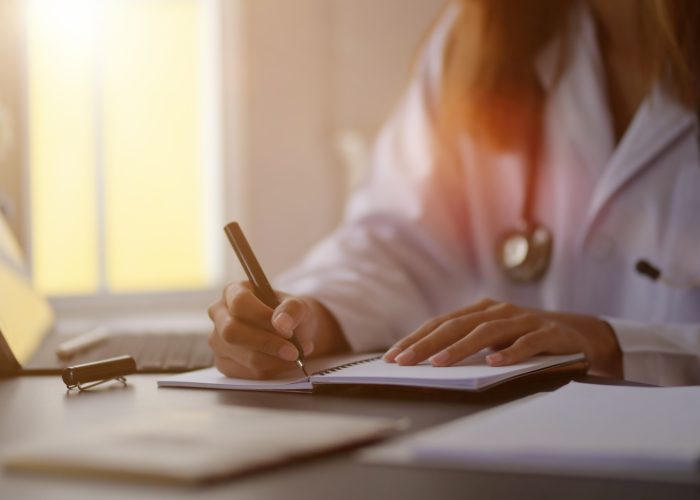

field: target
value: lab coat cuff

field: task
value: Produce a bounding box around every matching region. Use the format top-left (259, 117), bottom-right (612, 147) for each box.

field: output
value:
top-left (604, 317), bottom-right (695, 354)
top-left (603, 316), bottom-right (700, 386)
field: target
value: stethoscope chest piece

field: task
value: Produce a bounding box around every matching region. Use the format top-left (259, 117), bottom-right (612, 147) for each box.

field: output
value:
top-left (498, 221), bottom-right (552, 282)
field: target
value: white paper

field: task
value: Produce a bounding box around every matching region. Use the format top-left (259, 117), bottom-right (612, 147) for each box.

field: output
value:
top-left (312, 353), bottom-right (584, 390)
top-left (159, 366), bottom-right (313, 391)
top-left (158, 352), bottom-right (374, 392)
top-left (363, 382), bottom-right (700, 483)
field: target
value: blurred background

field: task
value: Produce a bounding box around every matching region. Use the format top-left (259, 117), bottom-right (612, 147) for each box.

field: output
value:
top-left (0, 0), bottom-right (444, 327)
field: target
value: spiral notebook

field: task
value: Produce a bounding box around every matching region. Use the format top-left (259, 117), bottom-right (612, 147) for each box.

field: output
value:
top-left (158, 351), bottom-right (586, 393)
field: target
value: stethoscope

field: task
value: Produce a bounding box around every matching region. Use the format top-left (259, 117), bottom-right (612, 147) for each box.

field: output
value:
top-left (497, 125), bottom-right (553, 283)
top-left (498, 108), bottom-right (700, 286)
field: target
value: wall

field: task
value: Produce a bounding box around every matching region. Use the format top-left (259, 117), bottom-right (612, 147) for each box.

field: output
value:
top-left (227, 0), bottom-right (446, 278)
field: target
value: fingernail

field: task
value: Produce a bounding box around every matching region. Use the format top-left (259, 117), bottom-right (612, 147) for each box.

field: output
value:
top-left (429, 350), bottom-right (450, 366)
top-left (395, 348), bottom-right (415, 365)
top-left (302, 341), bottom-right (314, 356)
top-left (383, 346), bottom-right (402, 362)
top-left (279, 344), bottom-right (299, 361)
top-left (487, 352), bottom-right (504, 365)
top-left (272, 312), bottom-right (294, 337)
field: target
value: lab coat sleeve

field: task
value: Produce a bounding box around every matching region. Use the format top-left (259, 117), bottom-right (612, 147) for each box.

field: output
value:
top-left (604, 317), bottom-right (700, 386)
top-left (276, 7), bottom-right (476, 353)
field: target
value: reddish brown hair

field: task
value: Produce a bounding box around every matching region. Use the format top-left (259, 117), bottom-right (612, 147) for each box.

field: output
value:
top-left (440, 0), bottom-right (700, 152)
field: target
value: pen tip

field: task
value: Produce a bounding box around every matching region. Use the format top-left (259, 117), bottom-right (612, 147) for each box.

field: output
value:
top-left (297, 359), bottom-right (309, 378)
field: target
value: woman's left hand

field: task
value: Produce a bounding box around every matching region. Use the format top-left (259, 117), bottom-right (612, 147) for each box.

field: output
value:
top-left (382, 298), bottom-right (623, 378)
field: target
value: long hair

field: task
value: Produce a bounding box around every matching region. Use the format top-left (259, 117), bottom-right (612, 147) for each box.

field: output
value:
top-left (440, 0), bottom-right (700, 152)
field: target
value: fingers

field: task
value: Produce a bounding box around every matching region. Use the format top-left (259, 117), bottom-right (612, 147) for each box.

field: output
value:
top-left (382, 296), bottom-right (591, 369)
top-left (383, 298), bottom-right (497, 362)
top-left (427, 314), bottom-right (540, 367)
top-left (209, 309), bottom-right (301, 361)
top-left (207, 309), bottom-right (301, 379)
top-left (486, 325), bottom-right (576, 366)
top-left (391, 302), bottom-right (533, 366)
top-left (220, 283), bottom-right (310, 339)
top-left (382, 296), bottom-right (588, 367)
top-left (394, 312), bottom-right (494, 365)
top-left (222, 282), bottom-right (273, 330)
top-left (207, 282), bottom-right (318, 380)
top-left (271, 297), bottom-right (309, 339)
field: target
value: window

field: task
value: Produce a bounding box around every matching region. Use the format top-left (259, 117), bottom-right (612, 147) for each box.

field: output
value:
top-left (25, 0), bottom-right (222, 299)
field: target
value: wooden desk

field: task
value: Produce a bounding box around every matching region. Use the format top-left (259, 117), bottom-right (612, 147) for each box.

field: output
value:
top-left (0, 374), bottom-right (697, 499)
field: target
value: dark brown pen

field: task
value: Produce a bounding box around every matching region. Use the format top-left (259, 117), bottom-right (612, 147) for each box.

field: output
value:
top-left (62, 355), bottom-right (136, 391)
top-left (224, 222), bottom-right (309, 377)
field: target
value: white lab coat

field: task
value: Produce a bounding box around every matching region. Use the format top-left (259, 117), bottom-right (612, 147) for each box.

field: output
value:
top-left (277, 4), bottom-right (700, 386)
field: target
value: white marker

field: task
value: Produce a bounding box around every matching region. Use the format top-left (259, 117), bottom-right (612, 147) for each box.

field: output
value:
top-left (56, 326), bottom-right (108, 359)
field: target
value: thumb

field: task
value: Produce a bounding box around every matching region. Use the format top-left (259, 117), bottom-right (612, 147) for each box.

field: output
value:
top-left (271, 297), bottom-right (309, 338)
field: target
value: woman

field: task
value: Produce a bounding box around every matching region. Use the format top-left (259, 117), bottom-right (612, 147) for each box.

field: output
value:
top-left (208, 0), bottom-right (700, 386)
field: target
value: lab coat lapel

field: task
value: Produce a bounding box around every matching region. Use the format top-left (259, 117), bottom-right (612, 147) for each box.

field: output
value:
top-left (583, 88), bottom-right (695, 233)
top-left (538, 6), bottom-right (697, 242)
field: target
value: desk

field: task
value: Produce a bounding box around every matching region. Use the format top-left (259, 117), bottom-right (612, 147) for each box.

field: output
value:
top-left (0, 374), bottom-right (698, 499)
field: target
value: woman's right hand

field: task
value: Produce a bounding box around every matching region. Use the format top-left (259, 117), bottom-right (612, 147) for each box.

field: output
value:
top-left (207, 282), bottom-right (347, 379)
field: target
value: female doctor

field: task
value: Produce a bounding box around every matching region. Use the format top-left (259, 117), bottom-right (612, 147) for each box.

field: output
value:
top-left (208, 0), bottom-right (700, 386)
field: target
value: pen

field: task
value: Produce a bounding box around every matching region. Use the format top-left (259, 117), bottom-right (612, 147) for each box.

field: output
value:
top-left (224, 222), bottom-right (309, 377)
top-left (62, 355), bottom-right (136, 391)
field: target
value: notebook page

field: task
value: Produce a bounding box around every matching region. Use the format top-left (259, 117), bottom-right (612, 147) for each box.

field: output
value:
top-left (311, 352), bottom-right (584, 390)
top-left (159, 367), bottom-right (313, 392)
top-left (158, 352), bottom-right (377, 392)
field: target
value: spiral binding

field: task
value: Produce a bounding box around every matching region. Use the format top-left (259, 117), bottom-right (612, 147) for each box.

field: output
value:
top-left (316, 356), bottom-right (380, 376)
